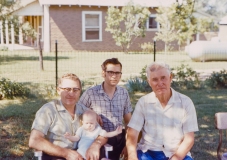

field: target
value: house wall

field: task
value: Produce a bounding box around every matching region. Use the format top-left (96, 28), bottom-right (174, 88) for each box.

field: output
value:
top-left (49, 6), bottom-right (170, 52)
top-left (219, 25), bottom-right (227, 42)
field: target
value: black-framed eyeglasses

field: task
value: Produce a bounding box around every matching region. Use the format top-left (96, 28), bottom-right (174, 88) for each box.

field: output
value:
top-left (59, 87), bottom-right (80, 93)
top-left (105, 71), bottom-right (122, 76)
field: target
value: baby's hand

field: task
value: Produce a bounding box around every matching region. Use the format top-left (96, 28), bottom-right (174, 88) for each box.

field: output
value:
top-left (64, 132), bottom-right (71, 138)
top-left (116, 125), bottom-right (123, 134)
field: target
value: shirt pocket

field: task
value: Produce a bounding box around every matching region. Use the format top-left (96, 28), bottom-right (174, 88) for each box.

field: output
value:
top-left (144, 118), bottom-right (157, 136)
top-left (173, 121), bottom-right (183, 139)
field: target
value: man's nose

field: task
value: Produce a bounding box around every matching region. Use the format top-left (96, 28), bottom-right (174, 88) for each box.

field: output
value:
top-left (157, 80), bottom-right (163, 86)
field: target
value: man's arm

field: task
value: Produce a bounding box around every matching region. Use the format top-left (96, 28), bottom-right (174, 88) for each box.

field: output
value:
top-left (126, 127), bottom-right (139, 160)
top-left (169, 132), bottom-right (194, 160)
top-left (85, 136), bottom-right (108, 160)
top-left (123, 113), bottom-right (132, 131)
top-left (29, 129), bottom-right (83, 160)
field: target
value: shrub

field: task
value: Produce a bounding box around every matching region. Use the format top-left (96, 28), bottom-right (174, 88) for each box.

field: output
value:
top-left (140, 42), bottom-right (154, 53)
top-left (125, 77), bottom-right (151, 93)
top-left (205, 69), bottom-right (227, 88)
top-left (140, 65), bottom-right (147, 81)
top-left (172, 64), bottom-right (202, 89)
top-left (0, 78), bottom-right (31, 99)
top-left (0, 46), bottom-right (8, 51)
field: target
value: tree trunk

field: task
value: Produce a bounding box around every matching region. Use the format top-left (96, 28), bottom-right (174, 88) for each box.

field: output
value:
top-left (165, 43), bottom-right (167, 54)
top-left (39, 36), bottom-right (44, 71)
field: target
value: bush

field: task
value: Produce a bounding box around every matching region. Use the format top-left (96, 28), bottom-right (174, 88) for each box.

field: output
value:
top-left (205, 69), bottom-right (227, 88)
top-left (140, 42), bottom-right (154, 53)
top-left (0, 46), bottom-right (8, 51)
top-left (0, 78), bottom-right (31, 99)
top-left (140, 65), bottom-right (147, 81)
top-left (125, 77), bottom-right (151, 93)
top-left (172, 64), bottom-right (202, 89)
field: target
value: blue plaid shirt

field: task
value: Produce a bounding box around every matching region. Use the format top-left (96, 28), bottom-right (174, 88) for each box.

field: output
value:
top-left (78, 83), bottom-right (133, 132)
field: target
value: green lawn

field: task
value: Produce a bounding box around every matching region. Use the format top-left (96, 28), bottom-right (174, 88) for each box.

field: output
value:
top-left (1, 50), bottom-right (227, 85)
top-left (0, 51), bottom-right (227, 159)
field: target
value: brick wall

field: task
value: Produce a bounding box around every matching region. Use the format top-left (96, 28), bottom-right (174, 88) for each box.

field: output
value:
top-left (49, 6), bottom-right (172, 52)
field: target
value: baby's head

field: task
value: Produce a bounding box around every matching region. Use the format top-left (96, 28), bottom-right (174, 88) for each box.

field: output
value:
top-left (82, 110), bottom-right (97, 132)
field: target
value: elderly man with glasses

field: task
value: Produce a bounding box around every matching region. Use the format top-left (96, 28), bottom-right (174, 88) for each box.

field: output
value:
top-left (29, 73), bottom-right (106, 160)
top-left (78, 58), bottom-right (133, 160)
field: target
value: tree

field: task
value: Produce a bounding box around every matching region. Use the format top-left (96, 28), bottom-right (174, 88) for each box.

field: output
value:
top-left (155, 6), bottom-right (177, 53)
top-left (105, 1), bottom-right (150, 53)
top-left (0, 0), bottom-right (18, 19)
top-left (196, 0), bottom-right (227, 19)
top-left (155, 0), bottom-right (215, 52)
top-left (0, 0), bottom-right (20, 44)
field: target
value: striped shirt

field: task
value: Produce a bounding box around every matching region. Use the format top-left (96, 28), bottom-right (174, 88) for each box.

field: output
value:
top-left (128, 88), bottom-right (199, 158)
top-left (78, 83), bottom-right (133, 132)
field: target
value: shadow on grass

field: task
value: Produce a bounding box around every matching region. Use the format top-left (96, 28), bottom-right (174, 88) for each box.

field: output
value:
top-left (179, 88), bottom-right (227, 160)
top-left (130, 88), bottom-right (227, 160)
top-left (0, 96), bottom-right (49, 159)
top-left (0, 55), bottom-right (70, 64)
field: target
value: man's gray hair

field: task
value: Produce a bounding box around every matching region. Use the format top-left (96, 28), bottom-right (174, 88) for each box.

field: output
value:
top-left (146, 62), bottom-right (171, 78)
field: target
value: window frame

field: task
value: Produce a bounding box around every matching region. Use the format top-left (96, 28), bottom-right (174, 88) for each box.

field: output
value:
top-left (82, 11), bottom-right (102, 42)
top-left (146, 14), bottom-right (159, 31)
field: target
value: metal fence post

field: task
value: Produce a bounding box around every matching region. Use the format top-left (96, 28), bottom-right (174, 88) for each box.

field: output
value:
top-left (153, 38), bottom-right (156, 62)
top-left (55, 40), bottom-right (58, 90)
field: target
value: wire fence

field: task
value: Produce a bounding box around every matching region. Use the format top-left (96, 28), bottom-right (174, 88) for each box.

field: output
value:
top-left (1, 49), bottom-right (227, 89)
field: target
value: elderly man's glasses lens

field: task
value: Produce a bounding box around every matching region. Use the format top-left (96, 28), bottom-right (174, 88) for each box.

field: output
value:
top-left (105, 71), bottom-right (122, 76)
top-left (59, 87), bottom-right (80, 93)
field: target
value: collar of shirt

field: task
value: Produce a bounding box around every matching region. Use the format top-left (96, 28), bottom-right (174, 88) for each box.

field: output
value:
top-left (57, 99), bottom-right (67, 111)
top-left (98, 82), bottom-right (119, 95)
top-left (147, 88), bottom-right (182, 109)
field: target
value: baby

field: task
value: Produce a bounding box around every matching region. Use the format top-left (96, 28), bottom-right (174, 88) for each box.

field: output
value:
top-left (64, 110), bottom-right (122, 159)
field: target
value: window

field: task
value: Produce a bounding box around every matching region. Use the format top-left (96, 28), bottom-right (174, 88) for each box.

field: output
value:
top-left (82, 11), bottom-right (102, 42)
top-left (146, 15), bottom-right (159, 31)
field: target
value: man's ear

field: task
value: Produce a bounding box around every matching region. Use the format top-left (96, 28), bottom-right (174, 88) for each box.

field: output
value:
top-left (102, 70), bottom-right (105, 78)
top-left (170, 73), bottom-right (173, 81)
top-left (57, 87), bottom-right (61, 95)
top-left (147, 79), bottom-right (151, 87)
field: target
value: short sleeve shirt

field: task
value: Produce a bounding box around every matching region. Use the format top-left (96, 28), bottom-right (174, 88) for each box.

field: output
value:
top-left (31, 99), bottom-right (86, 149)
top-left (78, 83), bottom-right (133, 132)
top-left (128, 88), bottom-right (199, 157)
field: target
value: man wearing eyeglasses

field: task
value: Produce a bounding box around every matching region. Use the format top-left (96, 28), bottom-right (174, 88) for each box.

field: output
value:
top-left (78, 58), bottom-right (133, 160)
top-left (29, 73), bottom-right (107, 160)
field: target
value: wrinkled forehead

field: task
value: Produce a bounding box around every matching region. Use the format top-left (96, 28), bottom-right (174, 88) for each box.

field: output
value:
top-left (105, 64), bottom-right (122, 71)
top-left (147, 64), bottom-right (171, 76)
top-left (149, 65), bottom-right (165, 72)
top-left (60, 78), bottom-right (81, 87)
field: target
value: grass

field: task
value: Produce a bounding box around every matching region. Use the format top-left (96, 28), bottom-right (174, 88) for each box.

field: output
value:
top-left (0, 51), bottom-right (227, 159)
top-left (1, 50), bottom-right (227, 85)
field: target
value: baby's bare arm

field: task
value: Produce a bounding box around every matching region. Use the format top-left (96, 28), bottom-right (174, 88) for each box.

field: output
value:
top-left (103, 126), bottom-right (122, 138)
top-left (64, 132), bottom-right (80, 142)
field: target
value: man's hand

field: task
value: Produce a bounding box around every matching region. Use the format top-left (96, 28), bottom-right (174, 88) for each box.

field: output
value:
top-left (86, 136), bottom-right (107, 160)
top-left (64, 149), bottom-right (83, 160)
top-left (85, 142), bottom-right (100, 160)
top-left (168, 154), bottom-right (181, 160)
top-left (97, 115), bottom-right (103, 126)
top-left (120, 146), bottom-right (128, 160)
